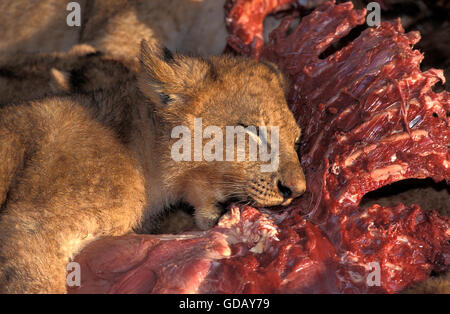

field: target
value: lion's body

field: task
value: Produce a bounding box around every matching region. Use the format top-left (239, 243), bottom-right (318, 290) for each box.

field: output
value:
top-left (0, 42), bottom-right (305, 293)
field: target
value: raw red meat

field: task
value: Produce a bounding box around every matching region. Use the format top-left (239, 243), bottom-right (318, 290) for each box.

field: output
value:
top-left (69, 1), bottom-right (449, 294)
top-left (225, 0), bottom-right (296, 58)
top-left (70, 203), bottom-right (448, 293)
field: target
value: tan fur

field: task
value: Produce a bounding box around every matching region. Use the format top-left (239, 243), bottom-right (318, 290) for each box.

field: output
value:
top-left (0, 97), bottom-right (146, 293)
top-left (0, 41), bottom-right (305, 293)
top-left (0, 1), bottom-right (83, 55)
top-left (0, 0), bottom-right (228, 59)
top-left (402, 272), bottom-right (450, 294)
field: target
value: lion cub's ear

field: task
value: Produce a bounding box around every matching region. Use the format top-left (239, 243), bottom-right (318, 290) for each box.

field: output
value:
top-left (138, 40), bottom-right (214, 107)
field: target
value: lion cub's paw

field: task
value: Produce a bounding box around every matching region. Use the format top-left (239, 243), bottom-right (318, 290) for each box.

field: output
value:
top-left (194, 205), bottom-right (224, 231)
top-left (159, 210), bottom-right (195, 234)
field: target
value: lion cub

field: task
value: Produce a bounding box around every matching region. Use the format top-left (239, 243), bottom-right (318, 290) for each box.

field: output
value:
top-left (0, 41), bottom-right (306, 293)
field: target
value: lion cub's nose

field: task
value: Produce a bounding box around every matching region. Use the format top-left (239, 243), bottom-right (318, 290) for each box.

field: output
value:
top-left (277, 171), bottom-right (306, 199)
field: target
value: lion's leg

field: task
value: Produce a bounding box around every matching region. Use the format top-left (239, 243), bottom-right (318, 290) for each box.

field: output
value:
top-left (0, 208), bottom-right (81, 293)
top-left (0, 157), bottom-right (146, 293)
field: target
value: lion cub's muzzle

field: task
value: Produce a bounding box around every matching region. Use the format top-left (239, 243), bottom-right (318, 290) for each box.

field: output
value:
top-left (276, 167), bottom-right (307, 205)
top-left (246, 164), bottom-right (307, 208)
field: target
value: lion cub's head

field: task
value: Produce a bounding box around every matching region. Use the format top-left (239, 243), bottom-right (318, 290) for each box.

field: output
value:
top-left (138, 40), bottom-right (306, 229)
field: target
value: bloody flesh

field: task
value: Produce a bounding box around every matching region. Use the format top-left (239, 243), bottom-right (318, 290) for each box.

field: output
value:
top-left (69, 1), bottom-right (449, 294)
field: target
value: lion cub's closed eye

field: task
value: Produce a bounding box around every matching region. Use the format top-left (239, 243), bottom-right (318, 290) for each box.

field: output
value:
top-left (0, 40), bottom-right (306, 293)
